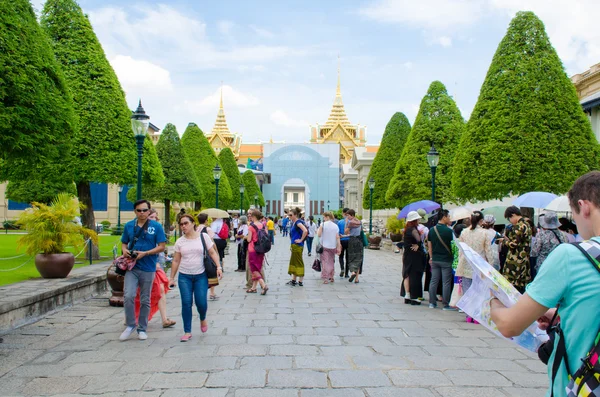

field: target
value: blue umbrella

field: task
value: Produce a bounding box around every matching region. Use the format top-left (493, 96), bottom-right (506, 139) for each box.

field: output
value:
top-left (512, 192), bottom-right (558, 208)
top-left (397, 200), bottom-right (441, 219)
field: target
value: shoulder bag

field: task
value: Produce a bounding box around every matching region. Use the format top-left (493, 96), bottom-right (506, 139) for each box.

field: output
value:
top-left (114, 221), bottom-right (148, 275)
top-left (200, 227), bottom-right (219, 286)
top-left (433, 225), bottom-right (453, 256)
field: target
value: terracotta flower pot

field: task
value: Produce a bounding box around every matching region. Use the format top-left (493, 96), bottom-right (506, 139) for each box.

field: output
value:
top-left (34, 253), bottom-right (75, 278)
top-left (390, 233), bottom-right (403, 242)
top-left (368, 236), bottom-right (382, 250)
top-left (106, 263), bottom-right (125, 307)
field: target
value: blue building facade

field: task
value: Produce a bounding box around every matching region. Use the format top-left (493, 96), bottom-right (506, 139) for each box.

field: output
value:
top-left (262, 143), bottom-right (340, 217)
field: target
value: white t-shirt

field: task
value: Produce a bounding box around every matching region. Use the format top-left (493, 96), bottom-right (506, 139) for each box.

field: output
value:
top-left (320, 221), bottom-right (339, 249)
top-left (233, 218), bottom-right (239, 229)
top-left (236, 224), bottom-right (248, 245)
top-left (307, 222), bottom-right (318, 238)
top-left (210, 219), bottom-right (223, 240)
top-left (174, 233), bottom-right (214, 275)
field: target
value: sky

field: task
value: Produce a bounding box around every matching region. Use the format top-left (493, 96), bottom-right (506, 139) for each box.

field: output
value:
top-left (33, 0), bottom-right (600, 145)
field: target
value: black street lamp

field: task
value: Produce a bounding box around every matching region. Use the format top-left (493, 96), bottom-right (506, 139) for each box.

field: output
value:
top-left (368, 177), bottom-right (375, 234)
top-left (239, 183), bottom-right (245, 215)
top-left (213, 165), bottom-right (221, 209)
top-left (116, 185), bottom-right (123, 233)
top-left (254, 193), bottom-right (258, 208)
top-left (327, 200), bottom-right (330, 211)
top-left (427, 143), bottom-right (440, 202)
top-left (131, 100), bottom-right (150, 200)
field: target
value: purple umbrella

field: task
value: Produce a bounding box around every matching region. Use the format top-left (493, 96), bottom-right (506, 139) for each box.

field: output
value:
top-left (397, 200), bottom-right (441, 220)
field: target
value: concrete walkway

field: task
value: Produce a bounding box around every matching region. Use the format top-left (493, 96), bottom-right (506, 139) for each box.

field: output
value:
top-left (0, 234), bottom-right (548, 396)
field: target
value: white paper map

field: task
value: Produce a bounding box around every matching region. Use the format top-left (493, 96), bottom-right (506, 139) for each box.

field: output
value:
top-left (456, 242), bottom-right (546, 352)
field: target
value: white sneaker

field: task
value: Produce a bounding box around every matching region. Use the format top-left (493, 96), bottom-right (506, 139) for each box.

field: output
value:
top-left (119, 326), bottom-right (135, 341)
top-left (138, 331), bottom-right (148, 340)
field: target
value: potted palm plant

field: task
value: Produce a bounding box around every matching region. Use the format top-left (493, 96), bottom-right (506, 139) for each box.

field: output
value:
top-left (386, 216), bottom-right (404, 242)
top-left (16, 193), bottom-right (98, 278)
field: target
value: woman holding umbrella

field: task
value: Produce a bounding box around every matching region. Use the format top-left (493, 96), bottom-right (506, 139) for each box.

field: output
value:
top-left (402, 211), bottom-right (424, 304)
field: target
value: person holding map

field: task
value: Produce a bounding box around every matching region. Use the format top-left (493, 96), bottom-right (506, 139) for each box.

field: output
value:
top-left (490, 171), bottom-right (600, 396)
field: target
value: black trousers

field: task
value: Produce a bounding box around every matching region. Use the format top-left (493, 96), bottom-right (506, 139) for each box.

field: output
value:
top-left (339, 240), bottom-right (349, 276)
top-left (237, 243), bottom-right (247, 270)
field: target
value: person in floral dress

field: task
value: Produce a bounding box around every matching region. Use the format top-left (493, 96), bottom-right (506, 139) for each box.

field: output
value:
top-left (501, 206), bottom-right (532, 293)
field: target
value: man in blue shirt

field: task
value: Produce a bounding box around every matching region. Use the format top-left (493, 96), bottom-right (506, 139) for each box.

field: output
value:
top-left (119, 199), bottom-right (166, 341)
top-left (338, 208), bottom-right (350, 278)
top-left (281, 214), bottom-right (289, 237)
top-left (490, 172), bottom-right (600, 396)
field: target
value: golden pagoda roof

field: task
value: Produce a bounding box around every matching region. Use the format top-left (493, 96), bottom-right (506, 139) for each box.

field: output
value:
top-left (209, 86), bottom-right (231, 137)
top-left (324, 61), bottom-right (351, 128)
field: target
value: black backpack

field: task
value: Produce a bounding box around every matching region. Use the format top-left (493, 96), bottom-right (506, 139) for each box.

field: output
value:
top-left (251, 224), bottom-right (271, 254)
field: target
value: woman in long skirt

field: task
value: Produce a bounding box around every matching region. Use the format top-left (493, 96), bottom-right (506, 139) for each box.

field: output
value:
top-left (317, 212), bottom-right (341, 283)
top-left (236, 216), bottom-right (249, 272)
top-left (245, 210), bottom-right (269, 295)
top-left (402, 211), bottom-right (424, 305)
top-left (287, 207), bottom-right (308, 286)
top-left (344, 209), bottom-right (363, 284)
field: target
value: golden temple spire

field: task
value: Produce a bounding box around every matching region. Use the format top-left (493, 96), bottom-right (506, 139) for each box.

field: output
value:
top-left (210, 83), bottom-right (231, 136)
top-left (336, 54), bottom-right (341, 97)
top-left (219, 81), bottom-right (223, 109)
top-left (325, 56), bottom-right (349, 127)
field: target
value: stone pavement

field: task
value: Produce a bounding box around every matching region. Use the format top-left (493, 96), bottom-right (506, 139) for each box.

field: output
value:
top-left (0, 234), bottom-right (548, 396)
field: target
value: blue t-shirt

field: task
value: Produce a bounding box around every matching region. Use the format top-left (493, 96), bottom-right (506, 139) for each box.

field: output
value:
top-left (338, 218), bottom-right (348, 241)
top-left (526, 237), bottom-right (600, 396)
top-left (290, 219), bottom-right (305, 247)
top-left (282, 217), bottom-right (288, 228)
top-left (121, 219), bottom-right (167, 272)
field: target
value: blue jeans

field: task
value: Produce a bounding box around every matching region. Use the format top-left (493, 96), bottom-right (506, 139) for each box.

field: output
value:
top-left (306, 236), bottom-right (314, 253)
top-left (268, 230), bottom-right (274, 245)
top-left (178, 272), bottom-right (208, 333)
top-left (124, 267), bottom-right (155, 333)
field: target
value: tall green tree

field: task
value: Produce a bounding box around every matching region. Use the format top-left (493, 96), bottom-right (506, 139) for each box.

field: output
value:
top-left (386, 81), bottom-right (465, 208)
top-left (242, 170), bottom-right (265, 209)
top-left (142, 124), bottom-right (201, 230)
top-left (181, 123), bottom-right (233, 209)
top-left (41, 0), bottom-right (138, 231)
top-left (452, 11), bottom-right (600, 201)
top-left (363, 112), bottom-right (411, 210)
top-left (219, 148), bottom-right (249, 211)
top-left (0, 0), bottom-right (76, 201)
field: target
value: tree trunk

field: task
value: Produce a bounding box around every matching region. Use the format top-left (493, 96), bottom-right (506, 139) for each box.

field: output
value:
top-left (194, 201), bottom-right (201, 211)
top-left (164, 199), bottom-right (171, 238)
top-left (76, 181), bottom-right (100, 260)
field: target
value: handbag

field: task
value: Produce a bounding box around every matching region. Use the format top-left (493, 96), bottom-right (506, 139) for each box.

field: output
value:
top-left (312, 256), bottom-right (322, 272)
top-left (200, 228), bottom-right (219, 286)
top-left (360, 230), bottom-right (369, 247)
top-left (315, 235), bottom-right (323, 254)
top-left (449, 276), bottom-right (463, 307)
top-left (113, 221), bottom-right (148, 274)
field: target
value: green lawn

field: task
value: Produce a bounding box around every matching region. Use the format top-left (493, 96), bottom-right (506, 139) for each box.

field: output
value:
top-left (0, 234), bottom-right (122, 286)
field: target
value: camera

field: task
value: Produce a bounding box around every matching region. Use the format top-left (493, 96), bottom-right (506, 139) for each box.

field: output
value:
top-left (129, 251), bottom-right (138, 259)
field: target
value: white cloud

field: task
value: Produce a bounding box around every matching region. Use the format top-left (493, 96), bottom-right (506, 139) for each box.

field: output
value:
top-left (217, 20), bottom-right (235, 35)
top-left (270, 110), bottom-right (308, 127)
top-left (183, 85), bottom-right (260, 116)
top-left (249, 25), bottom-right (275, 39)
top-left (436, 36), bottom-right (453, 47)
top-left (110, 55), bottom-right (173, 93)
top-left (403, 61), bottom-right (414, 69)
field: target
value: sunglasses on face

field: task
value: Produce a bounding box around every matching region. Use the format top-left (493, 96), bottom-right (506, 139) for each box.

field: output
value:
top-left (136, 208), bottom-right (150, 213)
top-left (180, 221), bottom-right (191, 226)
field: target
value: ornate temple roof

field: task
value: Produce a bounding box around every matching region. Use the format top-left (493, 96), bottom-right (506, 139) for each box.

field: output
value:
top-left (207, 86), bottom-right (241, 158)
top-left (210, 87), bottom-right (231, 137)
top-left (324, 64), bottom-right (351, 128)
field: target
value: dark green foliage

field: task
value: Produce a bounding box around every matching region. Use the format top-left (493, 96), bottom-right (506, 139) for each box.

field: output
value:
top-left (452, 11), bottom-right (600, 201)
top-left (242, 170), bottom-right (265, 209)
top-left (219, 148), bottom-right (249, 210)
top-left (0, 0), bottom-right (76, 197)
top-left (386, 81), bottom-right (465, 207)
top-left (181, 123), bottom-right (233, 209)
top-left (363, 112), bottom-right (411, 209)
top-left (40, 0), bottom-right (138, 186)
top-left (142, 124), bottom-right (201, 203)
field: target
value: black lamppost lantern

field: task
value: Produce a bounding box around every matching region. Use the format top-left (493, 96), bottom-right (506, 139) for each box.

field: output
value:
top-left (368, 177), bottom-right (375, 234)
top-left (131, 100), bottom-right (150, 200)
top-left (427, 143), bottom-right (440, 202)
top-left (213, 165), bottom-right (222, 209)
top-left (239, 183), bottom-right (245, 214)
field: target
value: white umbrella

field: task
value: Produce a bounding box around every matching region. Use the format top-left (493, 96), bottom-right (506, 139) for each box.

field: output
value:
top-left (450, 206), bottom-right (474, 222)
top-left (544, 196), bottom-right (570, 212)
top-left (200, 208), bottom-right (230, 219)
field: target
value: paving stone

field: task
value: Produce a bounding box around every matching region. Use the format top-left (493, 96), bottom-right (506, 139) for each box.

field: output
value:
top-left (268, 369), bottom-right (328, 388)
top-left (499, 370), bottom-right (549, 387)
top-left (388, 370), bottom-right (452, 386)
top-left (371, 346), bottom-right (426, 357)
top-left (301, 389), bottom-right (366, 397)
top-left (422, 346), bottom-right (478, 358)
top-left (248, 335), bottom-right (294, 345)
top-left (436, 387), bottom-right (508, 397)
top-left (216, 344), bottom-right (268, 356)
top-left (240, 356), bottom-right (293, 369)
top-left (472, 347), bottom-right (528, 359)
top-left (269, 345), bottom-right (320, 356)
top-left (161, 388), bottom-right (229, 397)
top-left (294, 355), bottom-right (354, 369)
top-left (365, 388), bottom-right (436, 397)
top-left (163, 345), bottom-right (217, 357)
top-left (296, 335), bottom-right (342, 345)
top-left (315, 327), bottom-right (361, 336)
top-left (320, 346), bottom-right (376, 356)
top-left (80, 374), bottom-right (150, 393)
top-left (437, 336), bottom-right (489, 347)
top-left (353, 355), bottom-right (411, 370)
top-left (515, 359), bottom-right (549, 373)
top-left (205, 369), bottom-right (266, 387)
top-left (144, 372), bottom-right (208, 389)
top-left (0, 376), bottom-right (28, 396)
top-left (271, 326), bottom-right (315, 335)
top-left (22, 376), bottom-right (90, 395)
top-left (329, 370), bottom-right (392, 387)
top-left (445, 369), bottom-right (512, 386)
top-left (226, 326), bottom-right (270, 335)
top-left (463, 358), bottom-right (523, 371)
top-left (120, 358), bottom-right (182, 373)
top-left (63, 361), bottom-right (122, 376)
top-left (179, 356), bottom-right (238, 371)
top-left (235, 389), bottom-right (299, 397)
top-left (502, 387), bottom-right (549, 396)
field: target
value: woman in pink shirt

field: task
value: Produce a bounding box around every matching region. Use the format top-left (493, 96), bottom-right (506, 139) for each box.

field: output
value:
top-left (245, 210), bottom-right (269, 295)
top-left (169, 214), bottom-right (222, 342)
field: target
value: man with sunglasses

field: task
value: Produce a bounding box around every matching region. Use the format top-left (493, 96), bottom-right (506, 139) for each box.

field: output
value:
top-left (120, 199), bottom-right (167, 341)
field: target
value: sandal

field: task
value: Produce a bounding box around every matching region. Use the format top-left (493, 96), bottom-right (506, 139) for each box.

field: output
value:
top-left (246, 289), bottom-right (257, 293)
top-left (180, 334), bottom-right (192, 342)
top-left (260, 286), bottom-right (269, 295)
top-left (162, 319), bottom-right (176, 328)
top-left (349, 273), bottom-right (356, 282)
top-left (209, 295), bottom-right (219, 301)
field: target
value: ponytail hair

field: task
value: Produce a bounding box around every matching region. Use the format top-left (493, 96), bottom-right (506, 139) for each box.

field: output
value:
top-left (470, 211), bottom-right (484, 230)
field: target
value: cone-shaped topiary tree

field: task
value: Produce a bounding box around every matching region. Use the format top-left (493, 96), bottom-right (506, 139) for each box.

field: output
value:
top-left (452, 11), bottom-right (600, 201)
top-left (41, 0), bottom-right (139, 233)
top-left (0, 0), bottom-right (76, 201)
top-left (363, 112), bottom-right (411, 210)
top-left (141, 124), bottom-right (201, 230)
top-left (181, 123), bottom-right (233, 209)
top-left (242, 170), bottom-right (265, 210)
top-left (219, 148), bottom-right (249, 212)
top-left (386, 81), bottom-right (465, 208)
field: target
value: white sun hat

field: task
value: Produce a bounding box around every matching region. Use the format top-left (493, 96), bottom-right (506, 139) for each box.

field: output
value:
top-left (406, 211), bottom-right (421, 222)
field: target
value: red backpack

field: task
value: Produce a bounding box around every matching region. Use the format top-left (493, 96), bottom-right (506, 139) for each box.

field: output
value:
top-left (217, 222), bottom-right (229, 240)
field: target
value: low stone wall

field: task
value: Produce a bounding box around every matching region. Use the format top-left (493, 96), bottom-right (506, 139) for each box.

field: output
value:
top-left (0, 262), bottom-right (111, 332)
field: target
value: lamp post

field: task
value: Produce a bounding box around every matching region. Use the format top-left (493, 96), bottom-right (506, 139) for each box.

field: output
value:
top-left (213, 165), bottom-right (221, 209)
top-left (131, 100), bottom-right (150, 200)
top-left (327, 200), bottom-right (330, 211)
top-left (239, 183), bottom-right (245, 215)
top-left (426, 143), bottom-right (440, 202)
top-left (254, 193), bottom-right (258, 208)
top-left (117, 185), bottom-right (123, 233)
top-left (368, 177), bottom-right (375, 234)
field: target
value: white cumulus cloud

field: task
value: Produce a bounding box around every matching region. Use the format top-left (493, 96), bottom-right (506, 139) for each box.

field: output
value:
top-left (184, 85), bottom-right (260, 116)
top-left (110, 55), bottom-right (173, 93)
